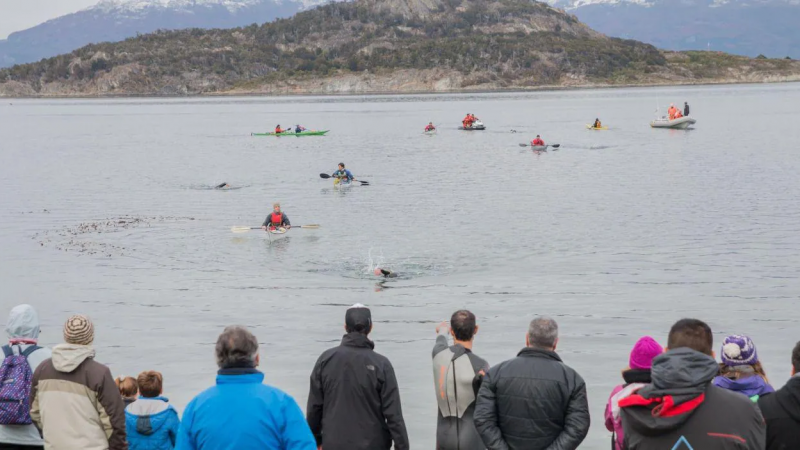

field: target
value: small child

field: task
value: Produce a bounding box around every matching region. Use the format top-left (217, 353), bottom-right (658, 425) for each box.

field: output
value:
top-left (115, 376), bottom-right (138, 406)
top-left (125, 371), bottom-right (180, 450)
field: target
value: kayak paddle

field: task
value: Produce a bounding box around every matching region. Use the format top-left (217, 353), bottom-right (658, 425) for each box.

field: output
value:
top-left (519, 143), bottom-right (560, 148)
top-left (320, 173), bottom-right (369, 186)
top-left (231, 225), bottom-right (320, 233)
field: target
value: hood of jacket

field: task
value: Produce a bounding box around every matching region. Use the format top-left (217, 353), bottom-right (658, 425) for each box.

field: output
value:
top-left (51, 343), bottom-right (96, 373)
top-left (125, 397), bottom-right (172, 436)
top-left (619, 348), bottom-right (718, 435)
top-left (341, 331), bottom-right (375, 350)
top-left (776, 376), bottom-right (800, 422)
top-left (5, 304), bottom-right (40, 341)
top-left (713, 374), bottom-right (774, 398)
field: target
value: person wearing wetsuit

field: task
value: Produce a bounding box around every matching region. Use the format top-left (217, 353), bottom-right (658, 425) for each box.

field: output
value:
top-left (432, 311), bottom-right (489, 450)
top-left (215, 182), bottom-right (231, 189)
top-left (684, 102), bottom-right (690, 117)
top-left (261, 203), bottom-right (291, 231)
top-left (332, 163), bottom-right (355, 184)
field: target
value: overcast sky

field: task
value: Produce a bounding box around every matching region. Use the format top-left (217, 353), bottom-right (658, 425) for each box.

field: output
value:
top-left (0, 0), bottom-right (100, 39)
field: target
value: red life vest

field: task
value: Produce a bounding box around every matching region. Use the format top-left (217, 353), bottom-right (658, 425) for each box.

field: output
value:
top-left (270, 212), bottom-right (283, 226)
top-left (532, 138), bottom-right (544, 146)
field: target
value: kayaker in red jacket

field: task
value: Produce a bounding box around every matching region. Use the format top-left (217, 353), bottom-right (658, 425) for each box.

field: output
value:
top-left (261, 203), bottom-right (291, 231)
top-left (531, 135), bottom-right (545, 146)
top-left (275, 125), bottom-right (285, 134)
top-left (425, 122), bottom-right (436, 132)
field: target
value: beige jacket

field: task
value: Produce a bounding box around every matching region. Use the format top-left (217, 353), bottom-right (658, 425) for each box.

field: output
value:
top-left (31, 344), bottom-right (127, 450)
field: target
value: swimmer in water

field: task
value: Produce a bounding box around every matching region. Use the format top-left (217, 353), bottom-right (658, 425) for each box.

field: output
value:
top-left (374, 268), bottom-right (398, 279)
top-left (215, 182), bottom-right (231, 189)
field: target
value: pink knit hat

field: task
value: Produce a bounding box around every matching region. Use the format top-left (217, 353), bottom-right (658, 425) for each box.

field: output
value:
top-left (629, 336), bottom-right (663, 370)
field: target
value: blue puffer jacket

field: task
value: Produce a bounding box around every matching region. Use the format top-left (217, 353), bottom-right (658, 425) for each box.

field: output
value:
top-left (125, 396), bottom-right (180, 450)
top-left (175, 368), bottom-right (316, 450)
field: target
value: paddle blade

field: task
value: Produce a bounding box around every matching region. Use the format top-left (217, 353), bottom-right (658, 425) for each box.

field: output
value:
top-left (297, 224), bottom-right (320, 229)
top-left (359, 181), bottom-right (370, 186)
top-left (552, 144), bottom-right (561, 148)
top-left (319, 173), bottom-right (331, 179)
top-left (231, 226), bottom-right (255, 233)
top-left (518, 143), bottom-right (528, 147)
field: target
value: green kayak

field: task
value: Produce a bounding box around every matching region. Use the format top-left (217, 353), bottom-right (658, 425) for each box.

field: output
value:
top-left (251, 130), bottom-right (329, 136)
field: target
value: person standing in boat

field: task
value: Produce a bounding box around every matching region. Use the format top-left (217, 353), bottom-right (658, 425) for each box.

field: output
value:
top-left (531, 135), bottom-right (545, 146)
top-left (332, 163), bottom-right (356, 184)
top-left (262, 203), bottom-right (291, 231)
top-left (684, 102), bottom-right (690, 117)
top-left (668, 104), bottom-right (677, 120)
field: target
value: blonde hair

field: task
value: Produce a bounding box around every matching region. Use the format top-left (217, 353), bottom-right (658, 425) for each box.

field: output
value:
top-left (718, 362), bottom-right (770, 385)
top-left (115, 376), bottom-right (138, 399)
top-left (273, 203), bottom-right (280, 208)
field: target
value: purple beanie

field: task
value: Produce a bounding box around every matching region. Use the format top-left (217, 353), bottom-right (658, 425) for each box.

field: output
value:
top-left (720, 335), bottom-right (758, 366)
top-left (629, 336), bottom-right (664, 370)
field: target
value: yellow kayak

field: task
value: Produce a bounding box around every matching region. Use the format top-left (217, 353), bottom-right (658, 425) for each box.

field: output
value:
top-left (586, 124), bottom-right (609, 130)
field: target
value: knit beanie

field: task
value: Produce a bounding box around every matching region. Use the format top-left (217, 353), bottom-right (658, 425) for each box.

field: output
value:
top-left (63, 314), bottom-right (94, 346)
top-left (721, 335), bottom-right (758, 366)
top-left (629, 336), bottom-right (664, 370)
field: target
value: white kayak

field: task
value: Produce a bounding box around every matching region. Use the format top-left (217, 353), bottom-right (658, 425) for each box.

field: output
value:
top-left (459, 120), bottom-right (486, 131)
top-left (265, 227), bottom-right (288, 242)
top-left (650, 116), bottom-right (696, 129)
top-left (333, 179), bottom-right (353, 189)
top-left (531, 145), bottom-right (548, 152)
top-left (424, 129), bottom-right (437, 135)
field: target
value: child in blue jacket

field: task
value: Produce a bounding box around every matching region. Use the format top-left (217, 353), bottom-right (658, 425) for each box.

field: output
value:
top-left (125, 371), bottom-right (180, 450)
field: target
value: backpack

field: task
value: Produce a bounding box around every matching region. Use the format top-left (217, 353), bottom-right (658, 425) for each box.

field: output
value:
top-left (0, 344), bottom-right (40, 425)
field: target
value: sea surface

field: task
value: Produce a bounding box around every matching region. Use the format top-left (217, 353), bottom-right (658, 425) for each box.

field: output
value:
top-left (2, 83), bottom-right (800, 448)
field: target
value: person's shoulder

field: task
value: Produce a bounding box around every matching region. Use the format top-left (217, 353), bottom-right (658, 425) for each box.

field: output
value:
top-left (708, 384), bottom-right (760, 414)
top-left (468, 351), bottom-right (489, 370)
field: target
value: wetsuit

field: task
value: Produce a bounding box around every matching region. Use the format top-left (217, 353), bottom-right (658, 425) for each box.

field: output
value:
top-left (684, 103), bottom-right (690, 116)
top-left (262, 212), bottom-right (290, 229)
top-left (432, 331), bottom-right (489, 450)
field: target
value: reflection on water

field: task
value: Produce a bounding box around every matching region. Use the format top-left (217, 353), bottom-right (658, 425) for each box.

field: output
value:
top-left (2, 84), bottom-right (800, 449)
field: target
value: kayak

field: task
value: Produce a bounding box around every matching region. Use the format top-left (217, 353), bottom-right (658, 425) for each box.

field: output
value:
top-left (459, 120), bottom-right (486, 131)
top-left (333, 179), bottom-right (352, 189)
top-left (586, 124), bottom-right (609, 130)
top-left (650, 117), bottom-right (696, 129)
top-left (265, 227), bottom-right (288, 242)
top-left (424, 129), bottom-right (437, 135)
top-left (251, 130), bottom-right (329, 136)
top-left (531, 145), bottom-right (548, 151)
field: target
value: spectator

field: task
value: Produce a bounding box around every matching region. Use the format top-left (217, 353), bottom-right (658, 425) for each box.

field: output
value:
top-left (620, 318), bottom-right (766, 449)
top-left (758, 340), bottom-right (800, 449)
top-left (604, 336), bottom-right (663, 450)
top-left (307, 304), bottom-right (409, 450)
top-left (30, 314), bottom-right (127, 449)
top-left (115, 376), bottom-right (139, 406)
top-left (432, 310), bottom-right (489, 450)
top-left (474, 317), bottom-right (589, 450)
top-left (0, 305), bottom-right (52, 450)
top-left (714, 335), bottom-right (774, 402)
top-left (175, 325), bottom-right (315, 450)
top-left (125, 371), bottom-right (180, 450)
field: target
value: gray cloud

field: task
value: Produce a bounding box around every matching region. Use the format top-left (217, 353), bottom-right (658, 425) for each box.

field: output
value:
top-left (0, 0), bottom-right (100, 39)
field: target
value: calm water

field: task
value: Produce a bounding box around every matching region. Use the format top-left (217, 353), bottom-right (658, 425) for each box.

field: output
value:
top-left (2, 84), bottom-right (800, 448)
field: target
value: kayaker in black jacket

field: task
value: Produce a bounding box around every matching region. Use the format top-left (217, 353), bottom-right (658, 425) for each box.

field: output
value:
top-left (306, 304), bottom-right (409, 450)
top-left (474, 316), bottom-right (589, 450)
top-left (432, 310), bottom-right (489, 450)
top-left (620, 318), bottom-right (766, 450)
top-left (758, 340), bottom-right (800, 450)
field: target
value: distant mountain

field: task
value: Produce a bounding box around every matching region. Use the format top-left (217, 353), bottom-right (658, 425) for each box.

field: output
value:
top-left (0, 0), bottom-right (334, 68)
top-left (2, 0), bottom-right (799, 97)
top-left (544, 0), bottom-right (800, 58)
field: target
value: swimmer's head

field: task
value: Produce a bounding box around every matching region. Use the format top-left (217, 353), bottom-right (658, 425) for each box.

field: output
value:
top-left (374, 268), bottom-right (382, 276)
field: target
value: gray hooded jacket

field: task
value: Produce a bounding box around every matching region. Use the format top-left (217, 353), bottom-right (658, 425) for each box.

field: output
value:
top-left (0, 304), bottom-right (52, 446)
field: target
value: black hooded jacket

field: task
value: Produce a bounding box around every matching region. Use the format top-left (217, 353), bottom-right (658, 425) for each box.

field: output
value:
top-left (306, 332), bottom-right (409, 450)
top-left (758, 375), bottom-right (800, 450)
top-left (620, 348), bottom-right (765, 450)
top-left (473, 347), bottom-right (589, 450)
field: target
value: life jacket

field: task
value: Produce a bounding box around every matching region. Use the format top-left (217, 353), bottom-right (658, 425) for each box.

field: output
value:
top-left (532, 138), bottom-right (544, 146)
top-left (275, 127), bottom-right (283, 133)
top-left (270, 212), bottom-right (283, 226)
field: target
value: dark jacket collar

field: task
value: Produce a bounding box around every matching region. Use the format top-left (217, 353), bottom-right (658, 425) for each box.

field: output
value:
top-left (623, 368), bottom-right (653, 385)
top-left (517, 347), bottom-right (562, 362)
top-left (341, 331), bottom-right (375, 350)
top-left (217, 367), bottom-right (260, 375)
